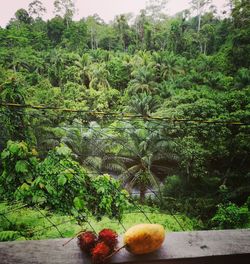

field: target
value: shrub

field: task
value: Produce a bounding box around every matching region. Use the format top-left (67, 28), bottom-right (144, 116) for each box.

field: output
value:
top-left (0, 140), bottom-right (38, 200)
top-left (0, 142), bottom-right (131, 220)
top-left (211, 201), bottom-right (249, 229)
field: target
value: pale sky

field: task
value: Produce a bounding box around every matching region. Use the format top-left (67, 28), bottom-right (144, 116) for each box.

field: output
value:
top-left (0, 0), bottom-right (228, 27)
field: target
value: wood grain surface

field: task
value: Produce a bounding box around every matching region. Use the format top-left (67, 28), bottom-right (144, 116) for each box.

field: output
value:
top-left (0, 229), bottom-right (249, 264)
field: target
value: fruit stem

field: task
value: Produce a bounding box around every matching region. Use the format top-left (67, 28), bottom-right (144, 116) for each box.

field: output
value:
top-left (62, 229), bottom-right (86, 247)
top-left (104, 244), bottom-right (127, 261)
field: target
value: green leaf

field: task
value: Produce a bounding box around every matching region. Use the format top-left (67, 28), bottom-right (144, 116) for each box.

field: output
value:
top-left (97, 186), bottom-right (105, 193)
top-left (58, 175), bottom-right (67, 186)
top-left (9, 143), bottom-right (20, 154)
top-left (71, 208), bottom-right (80, 218)
top-left (32, 195), bottom-right (47, 204)
top-left (15, 236), bottom-right (27, 241)
top-left (64, 169), bottom-right (74, 181)
top-left (73, 197), bottom-right (85, 210)
top-left (20, 183), bottom-right (30, 191)
top-left (1, 150), bottom-right (10, 159)
top-left (26, 178), bottom-right (33, 184)
top-left (0, 231), bottom-right (19, 241)
top-left (29, 157), bottom-right (38, 166)
top-left (39, 183), bottom-right (45, 189)
top-left (15, 160), bottom-right (28, 173)
top-left (56, 144), bottom-right (72, 156)
top-left (45, 184), bottom-right (56, 195)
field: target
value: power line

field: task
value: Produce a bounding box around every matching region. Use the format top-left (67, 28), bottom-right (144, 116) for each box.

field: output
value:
top-left (0, 102), bottom-right (249, 126)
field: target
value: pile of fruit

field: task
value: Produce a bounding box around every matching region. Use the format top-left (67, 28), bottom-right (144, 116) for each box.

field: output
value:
top-left (75, 224), bottom-right (165, 264)
top-left (78, 229), bottom-right (118, 264)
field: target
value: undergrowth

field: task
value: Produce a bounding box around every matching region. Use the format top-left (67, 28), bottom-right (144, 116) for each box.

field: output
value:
top-left (0, 202), bottom-right (199, 241)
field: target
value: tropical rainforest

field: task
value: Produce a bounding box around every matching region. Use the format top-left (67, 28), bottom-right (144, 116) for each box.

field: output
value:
top-left (0, 0), bottom-right (250, 241)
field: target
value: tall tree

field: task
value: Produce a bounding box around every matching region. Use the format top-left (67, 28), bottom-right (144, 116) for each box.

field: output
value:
top-left (134, 9), bottom-right (155, 50)
top-left (14, 9), bottom-right (32, 24)
top-left (47, 16), bottom-right (65, 45)
top-left (190, 0), bottom-right (211, 32)
top-left (114, 14), bottom-right (131, 51)
top-left (28, 0), bottom-right (47, 19)
top-left (199, 23), bottom-right (215, 54)
top-left (62, 20), bottom-right (87, 51)
top-left (53, 0), bottom-right (76, 28)
top-left (85, 14), bottom-right (104, 49)
top-left (146, 0), bottom-right (168, 23)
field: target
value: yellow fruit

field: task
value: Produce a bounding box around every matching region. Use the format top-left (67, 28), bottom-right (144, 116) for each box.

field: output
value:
top-left (123, 223), bottom-right (165, 255)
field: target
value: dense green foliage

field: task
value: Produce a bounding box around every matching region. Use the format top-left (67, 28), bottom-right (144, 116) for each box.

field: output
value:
top-left (0, 141), bottom-right (130, 221)
top-left (0, 0), bottom-right (250, 240)
top-left (211, 201), bottom-right (250, 229)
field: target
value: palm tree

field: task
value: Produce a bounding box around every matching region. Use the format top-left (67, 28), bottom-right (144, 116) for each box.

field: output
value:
top-left (61, 121), bottom-right (113, 171)
top-left (61, 119), bottom-right (178, 203)
top-left (160, 52), bottom-right (184, 81)
top-left (127, 51), bottom-right (158, 95)
top-left (49, 49), bottom-right (66, 86)
top-left (127, 93), bottom-right (159, 117)
top-left (114, 14), bottom-right (130, 50)
top-left (128, 65), bottom-right (157, 94)
top-left (110, 124), bottom-right (178, 202)
top-left (88, 63), bottom-right (110, 90)
top-left (130, 50), bottom-right (155, 68)
top-left (74, 53), bottom-right (91, 86)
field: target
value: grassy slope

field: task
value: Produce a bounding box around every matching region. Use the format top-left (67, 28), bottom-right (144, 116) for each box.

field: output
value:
top-left (0, 202), bottom-right (198, 241)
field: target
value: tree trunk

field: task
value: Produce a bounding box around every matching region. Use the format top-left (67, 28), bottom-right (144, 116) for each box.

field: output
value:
top-left (204, 42), bottom-right (207, 55)
top-left (197, 0), bottom-right (201, 32)
top-left (140, 185), bottom-right (146, 203)
top-left (91, 29), bottom-right (94, 49)
top-left (66, 18), bottom-right (69, 29)
top-left (200, 40), bottom-right (203, 53)
top-left (198, 13), bottom-right (201, 32)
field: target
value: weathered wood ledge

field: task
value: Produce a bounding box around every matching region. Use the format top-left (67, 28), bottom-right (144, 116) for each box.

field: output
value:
top-left (0, 229), bottom-right (250, 264)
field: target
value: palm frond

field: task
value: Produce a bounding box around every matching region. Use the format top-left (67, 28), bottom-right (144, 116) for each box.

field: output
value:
top-left (84, 156), bottom-right (102, 170)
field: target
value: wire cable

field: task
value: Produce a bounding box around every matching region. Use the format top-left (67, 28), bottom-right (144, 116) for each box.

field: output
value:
top-left (0, 102), bottom-right (249, 126)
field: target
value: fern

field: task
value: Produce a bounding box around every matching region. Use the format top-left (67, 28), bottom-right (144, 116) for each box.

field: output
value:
top-left (0, 231), bottom-right (21, 241)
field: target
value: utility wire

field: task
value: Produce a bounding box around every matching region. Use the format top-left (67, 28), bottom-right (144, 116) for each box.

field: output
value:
top-left (0, 102), bottom-right (249, 126)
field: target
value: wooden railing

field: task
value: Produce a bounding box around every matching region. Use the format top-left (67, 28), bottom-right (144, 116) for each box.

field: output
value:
top-left (0, 229), bottom-right (249, 264)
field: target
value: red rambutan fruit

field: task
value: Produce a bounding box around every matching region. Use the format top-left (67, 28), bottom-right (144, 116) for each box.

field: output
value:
top-left (98, 229), bottom-right (118, 249)
top-left (91, 241), bottom-right (111, 264)
top-left (78, 231), bottom-right (97, 254)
